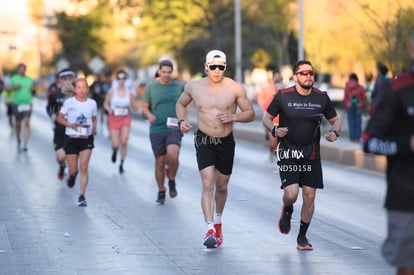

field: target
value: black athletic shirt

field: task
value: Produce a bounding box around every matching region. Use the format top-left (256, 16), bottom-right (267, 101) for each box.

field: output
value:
top-left (47, 89), bottom-right (67, 130)
top-left (266, 86), bottom-right (337, 160)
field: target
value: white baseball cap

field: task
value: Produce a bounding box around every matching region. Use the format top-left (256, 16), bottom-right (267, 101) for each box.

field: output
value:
top-left (205, 50), bottom-right (226, 64)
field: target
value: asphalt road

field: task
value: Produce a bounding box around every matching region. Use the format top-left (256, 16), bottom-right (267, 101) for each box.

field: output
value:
top-left (0, 98), bottom-right (393, 275)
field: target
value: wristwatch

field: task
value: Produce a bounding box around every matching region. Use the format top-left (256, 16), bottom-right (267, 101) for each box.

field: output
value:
top-left (330, 129), bottom-right (339, 137)
top-left (271, 125), bottom-right (278, 137)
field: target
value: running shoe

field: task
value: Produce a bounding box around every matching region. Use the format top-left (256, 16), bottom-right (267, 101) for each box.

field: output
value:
top-left (156, 190), bottom-right (166, 205)
top-left (296, 236), bottom-right (313, 250)
top-left (57, 165), bottom-right (65, 180)
top-left (203, 229), bottom-right (217, 248)
top-left (214, 223), bottom-right (223, 247)
top-left (168, 180), bottom-right (177, 198)
top-left (278, 204), bottom-right (293, 234)
top-left (67, 175), bottom-right (76, 188)
top-left (77, 195), bottom-right (87, 207)
top-left (119, 164), bottom-right (124, 174)
top-left (111, 151), bottom-right (117, 163)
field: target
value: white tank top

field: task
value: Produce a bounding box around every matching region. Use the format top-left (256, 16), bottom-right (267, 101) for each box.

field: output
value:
top-left (110, 88), bottom-right (132, 109)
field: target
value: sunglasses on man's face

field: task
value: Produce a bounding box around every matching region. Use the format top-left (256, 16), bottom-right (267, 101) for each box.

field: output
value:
top-left (208, 64), bottom-right (226, 71)
top-left (296, 70), bottom-right (315, 76)
top-left (117, 76), bottom-right (126, 80)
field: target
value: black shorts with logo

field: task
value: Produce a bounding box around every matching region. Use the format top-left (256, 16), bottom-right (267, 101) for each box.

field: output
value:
top-left (277, 158), bottom-right (323, 189)
top-left (194, 129), bottom-right (235, 175)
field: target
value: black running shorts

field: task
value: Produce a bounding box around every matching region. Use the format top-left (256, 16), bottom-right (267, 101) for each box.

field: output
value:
top-left (194, 129), bottom-right (235, 175)
top-left (64, 135), bottom-right (94, 154)
top-left (277, 158), bottom-right (323, 189)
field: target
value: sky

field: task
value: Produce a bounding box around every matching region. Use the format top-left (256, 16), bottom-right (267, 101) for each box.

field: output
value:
top-left (0, 0), bottom-right (67, 52)
top-left (1, 0), bottom-right (65, 26)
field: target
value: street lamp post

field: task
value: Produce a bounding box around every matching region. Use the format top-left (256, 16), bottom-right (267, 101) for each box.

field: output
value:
top-left (298, 0), bottom-right (304, 60)
top-left (234, 0), bottom-right (242, 82)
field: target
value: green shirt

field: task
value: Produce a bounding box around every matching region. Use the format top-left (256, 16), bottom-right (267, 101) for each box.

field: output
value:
top-left (143, 79), bottom-right (184, 134)
top-left (10, 74), bottom-right (34, 105)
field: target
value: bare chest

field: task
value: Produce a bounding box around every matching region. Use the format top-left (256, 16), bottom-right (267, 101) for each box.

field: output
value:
top-left (193, 89), bottom-right (237, 111)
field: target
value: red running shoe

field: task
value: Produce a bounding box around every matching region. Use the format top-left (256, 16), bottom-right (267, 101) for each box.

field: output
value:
top-left (57, 166), bottom-right (65, 180)
top-left (214, 223), bottom-right (223, 247)
top-left (203, 229), bottom-right (217, 248)
top-left (278, 204), bottom-right (293, 234)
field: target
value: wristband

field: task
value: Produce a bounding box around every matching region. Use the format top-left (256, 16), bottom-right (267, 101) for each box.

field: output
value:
top-left (330, 129), bottom-right (339, 137)
top-left (271, 125), bottom-right (278, 137)
top-left (178, 119), bottom-right (185, 127)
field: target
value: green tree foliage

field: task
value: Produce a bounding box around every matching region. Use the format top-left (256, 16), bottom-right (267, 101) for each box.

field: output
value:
top-left (27, 0), bottom-right (414, 83)
top-left (138, 0), bottom-right (208, 67)
top-left (54, 9), bottom-right (105, 73)
top-left (179, 0), bottom-right (293, 75)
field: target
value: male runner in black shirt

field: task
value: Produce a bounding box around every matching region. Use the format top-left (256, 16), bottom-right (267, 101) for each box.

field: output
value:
top-left (263, 60), bottom-right (341, 250)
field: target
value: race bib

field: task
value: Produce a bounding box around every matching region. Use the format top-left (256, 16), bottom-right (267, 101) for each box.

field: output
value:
top-left (68, 125), bottom-right (89, 139)
top-left (166, 117), bottom-right (179, 128)
top-left (113, 107), bottom-right (129, 116)
top-left (17, 104), bottom-right (31, 112)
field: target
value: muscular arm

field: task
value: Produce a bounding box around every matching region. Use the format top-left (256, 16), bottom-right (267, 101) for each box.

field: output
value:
top-left (325, 116), bottom-right (341, 142)
top-left (234, 91), bottom-right (255, 122)
top-left (328, 116), bottom-right (341, 133)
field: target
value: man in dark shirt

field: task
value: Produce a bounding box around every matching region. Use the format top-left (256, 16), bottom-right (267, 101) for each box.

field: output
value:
top-left (263, 60), bottom-right (341, 250)
top-left (46, 69), bottom-right (76, 180)
top-left (361, 27), bottom-right (414, 275)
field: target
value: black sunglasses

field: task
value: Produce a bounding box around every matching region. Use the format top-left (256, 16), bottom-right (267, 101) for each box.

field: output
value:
top-left (117, 76), bottom-right (126, 80)
top-left (208, 64), bottom-right (226, 71)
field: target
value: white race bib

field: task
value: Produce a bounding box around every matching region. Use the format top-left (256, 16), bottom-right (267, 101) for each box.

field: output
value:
top-left (113, 107), bottom-right (129, 116)
top-left (166, 117), bottom-right (179, 128)
top-left (17, 104), bottom-right (31, 112)
top-left (68, 125), bottom-right (89, 138)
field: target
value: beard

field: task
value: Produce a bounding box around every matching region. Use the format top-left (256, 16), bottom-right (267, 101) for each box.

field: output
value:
top-left (298, 81), bottom-right (313, 90)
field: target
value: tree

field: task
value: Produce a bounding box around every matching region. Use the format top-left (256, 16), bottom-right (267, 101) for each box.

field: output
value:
top-left (54, 10), bottom-right (105, 73)
top-left (355, 0), bottom-right (414, 74)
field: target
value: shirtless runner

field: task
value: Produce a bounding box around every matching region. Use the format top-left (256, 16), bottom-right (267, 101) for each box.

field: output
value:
top-left (176, 50), bottom-right (255, 248)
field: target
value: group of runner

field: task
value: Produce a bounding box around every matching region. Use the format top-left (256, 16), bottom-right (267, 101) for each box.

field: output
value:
top-left (45, 68), bottom-right (137, 207)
